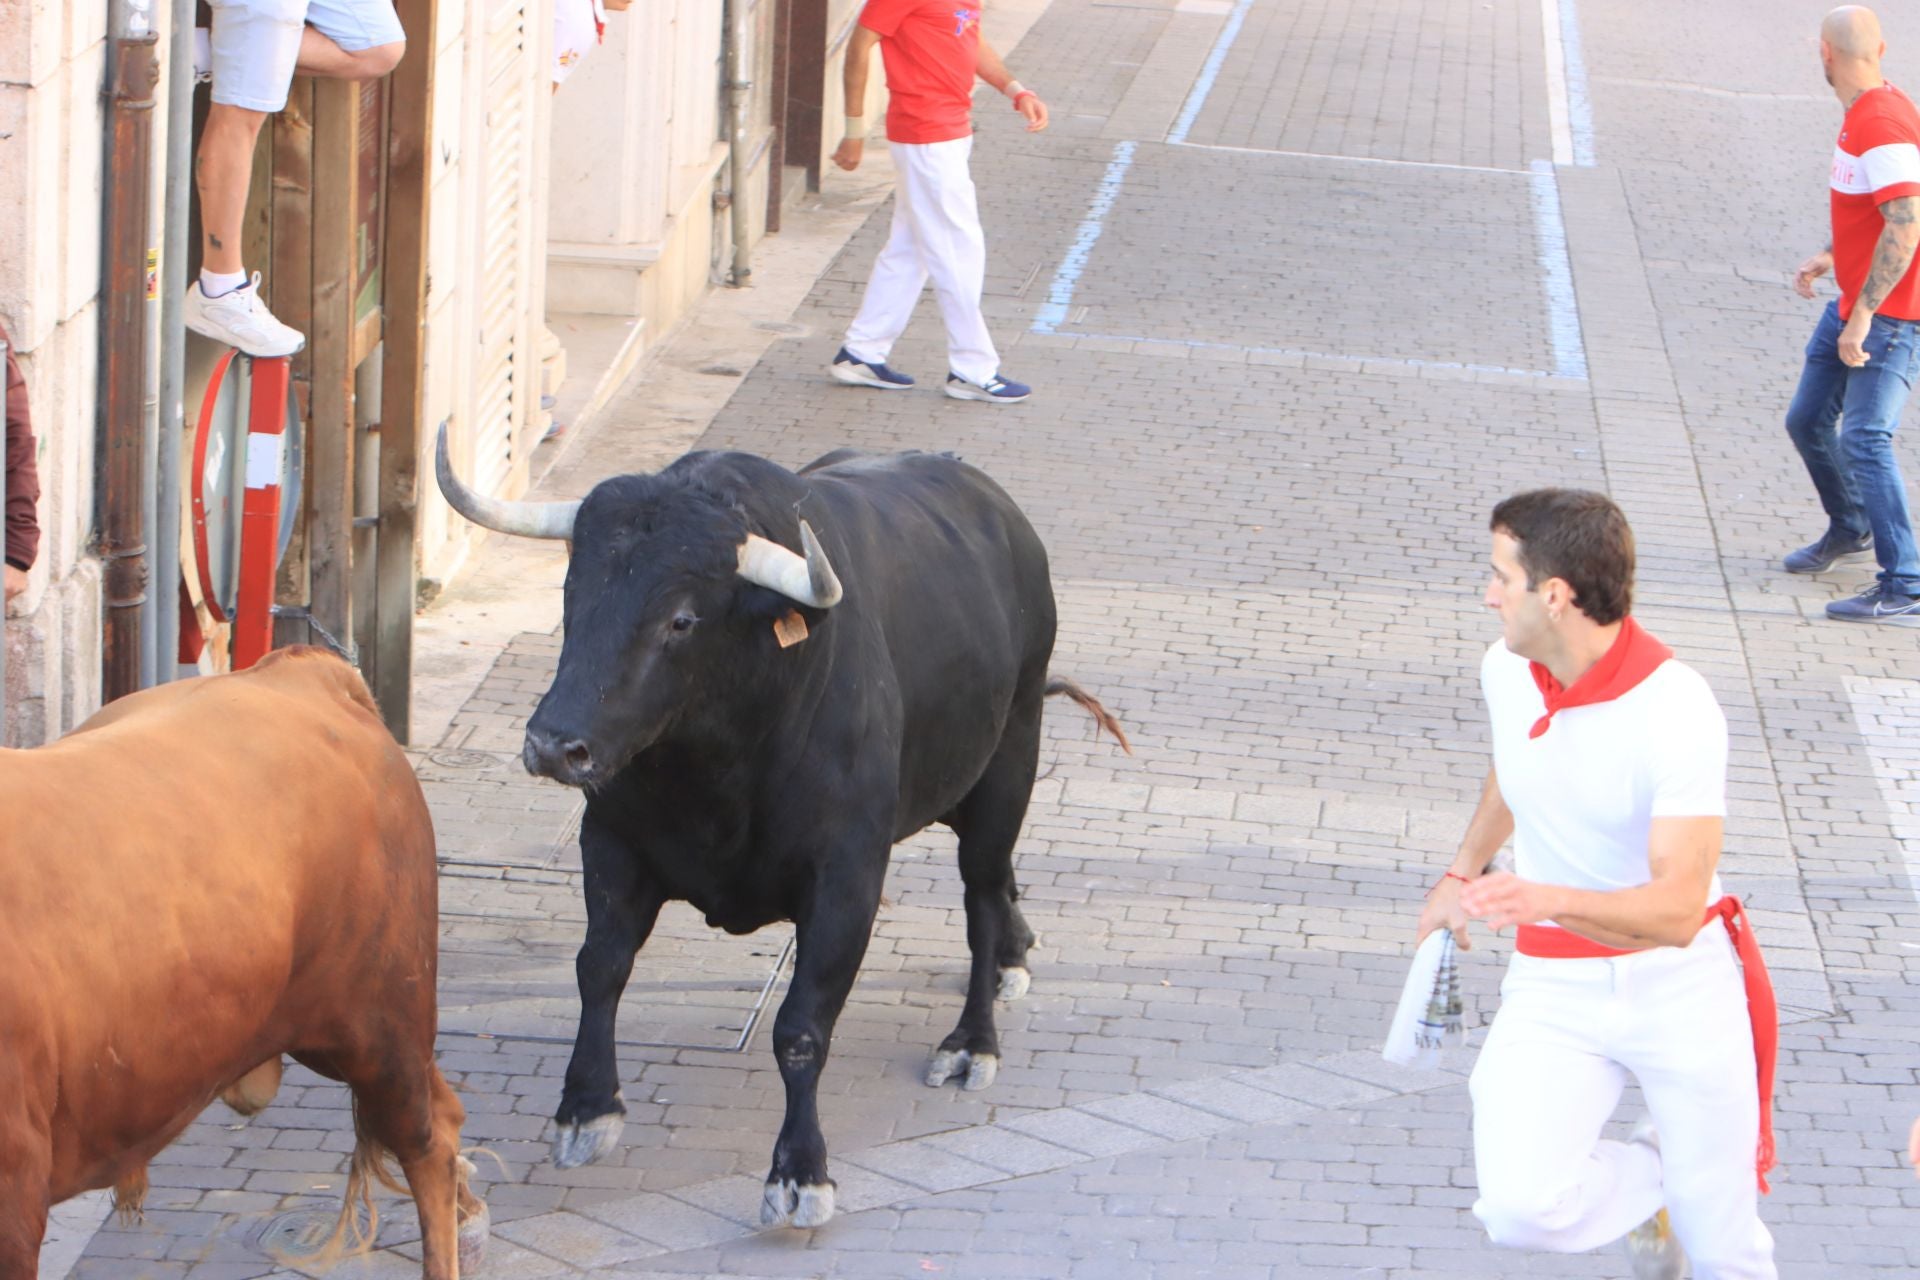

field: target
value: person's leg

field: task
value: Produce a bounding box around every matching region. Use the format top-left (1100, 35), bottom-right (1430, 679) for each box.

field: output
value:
top-left (1783, 301), bottom-right (1870, 542)
top-left (191, 0), bottom-right (307, 355)
top-left (1469, 960), bottom-right (1660, 1253)
top-left (902, 136), bottom-right (1000, 385)
top-left (201, 0), bottom-right (304, 274)
top-left (1621, 935), bottom-right (1776, 1279)
top-left (843, 155), bottom-right (932, 367)
top-left (552, 0), bottom-right (598, 87)
top-left (197, 106), bottom-right (270, 277)
top-left (299, 0), bottom-right (406, 79)
top-left (1837, 316), bottom-right (1920, 595)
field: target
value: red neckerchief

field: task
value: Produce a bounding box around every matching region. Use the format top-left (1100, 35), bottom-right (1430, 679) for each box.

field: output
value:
top-left (1527, 616), bottom-right (1672, 739)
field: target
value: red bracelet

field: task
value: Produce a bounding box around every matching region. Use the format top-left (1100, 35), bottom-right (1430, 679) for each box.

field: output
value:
top-left (1012, 90), bottom-right (1038, 109)
top-left (1440, 871), bottom-right (1471, 887)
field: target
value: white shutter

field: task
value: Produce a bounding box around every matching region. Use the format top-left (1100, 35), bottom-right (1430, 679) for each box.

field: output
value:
top-left (473, 0), bottom-right (533, 497)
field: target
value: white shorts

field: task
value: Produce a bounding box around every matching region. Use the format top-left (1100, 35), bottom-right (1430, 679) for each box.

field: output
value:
top-left (553, 0), bottom-right (607, 86)
top-left (208, 0), bottom-right (406, 113)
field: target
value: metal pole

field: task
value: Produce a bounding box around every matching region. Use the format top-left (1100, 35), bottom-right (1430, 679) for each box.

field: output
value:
top-left (155, 0), bottom-right (193, 681)
top-left (139, 149), bottom-right (162, 690)
top-left (725, 0), bottom-right (754, 287)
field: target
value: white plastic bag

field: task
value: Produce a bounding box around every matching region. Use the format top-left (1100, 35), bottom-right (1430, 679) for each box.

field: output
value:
top-left (1382, 929), bottom-right (1466, 1068)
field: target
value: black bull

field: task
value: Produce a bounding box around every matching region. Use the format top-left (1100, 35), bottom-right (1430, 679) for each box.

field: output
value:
top-left (437, 434), bottom-right (1127, 1228)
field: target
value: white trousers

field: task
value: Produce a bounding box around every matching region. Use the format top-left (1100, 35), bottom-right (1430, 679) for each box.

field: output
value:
top-left (844, 136), bottom-right (1000, 385)
top-left (1469, 925), bottom-right (1776, 1279)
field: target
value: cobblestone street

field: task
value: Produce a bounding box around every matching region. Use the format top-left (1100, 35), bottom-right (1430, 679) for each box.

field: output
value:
top-left (52, 0), bottom-right (1920, 1275)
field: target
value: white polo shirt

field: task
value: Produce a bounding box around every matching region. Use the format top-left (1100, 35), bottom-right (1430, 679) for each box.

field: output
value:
top-left (1481, 640), bottom-right (1727, 895)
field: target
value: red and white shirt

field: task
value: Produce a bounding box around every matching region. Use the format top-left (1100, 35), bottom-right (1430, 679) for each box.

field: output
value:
top-left (1831, 84), bottom-right (1920, 322)
top-left (858, 0), bottom-right (981, 145)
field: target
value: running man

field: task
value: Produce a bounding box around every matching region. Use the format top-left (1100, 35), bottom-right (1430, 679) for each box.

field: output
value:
top-left (1418, 489), bottom-right (1778, 1279)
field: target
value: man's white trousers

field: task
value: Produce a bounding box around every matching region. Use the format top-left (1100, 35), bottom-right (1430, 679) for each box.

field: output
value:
top-left (844, 136), bottom-right (1000, 385)
top-left (1470, 925), bottom-right (1776, 1278)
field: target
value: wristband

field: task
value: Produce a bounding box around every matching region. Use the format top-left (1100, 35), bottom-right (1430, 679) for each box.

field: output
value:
top-left (1002, 79), bottom-right (1026, 99)
top-left (1012, 90), bottom-right (1038, 111)
top-left (843, 115), bottom-right (867, 141)
top-left (1440, 871), bottom-right (1471, 887)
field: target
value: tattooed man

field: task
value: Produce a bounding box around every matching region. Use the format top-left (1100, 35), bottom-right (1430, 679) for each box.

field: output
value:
top-left (1781, 5), bottom-right (1920, 625)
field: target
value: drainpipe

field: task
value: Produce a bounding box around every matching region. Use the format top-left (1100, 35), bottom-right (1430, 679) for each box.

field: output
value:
top-left (1, 336), bottom-right (9, 745)
top-left (154, 0), bottom-right (193, 680)
top-left (724, 0), bottom-right (754, 286)
top-left (100, 27), bottom-right (161, 701)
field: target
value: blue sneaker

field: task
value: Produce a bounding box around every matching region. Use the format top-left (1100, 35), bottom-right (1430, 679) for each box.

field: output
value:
top-left (1783, 529), bottom-right (1872, 573)
top-left (944, 372), bottom-right (1030, 404)
top-left (830, 347), bottom-right (914, 389)
top-left (1826, 582), bottom-right (1920, 626)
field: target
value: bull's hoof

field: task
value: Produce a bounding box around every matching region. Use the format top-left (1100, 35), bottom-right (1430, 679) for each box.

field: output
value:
top-left (997, 966), bottom-right (1031, 1001)
top-left (761, 1178), bottom-right (836, 1229)
top-left (456, 1199), bottom-right (490, 1275)
top-left (550, 1112), bottom-right (625, 1168)
top-left (924, 1048), bottom-right (999, 1091)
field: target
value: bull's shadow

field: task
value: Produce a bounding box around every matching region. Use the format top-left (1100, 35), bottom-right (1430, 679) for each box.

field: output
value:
top-left (438, 432), bottom-right (1127, 1227)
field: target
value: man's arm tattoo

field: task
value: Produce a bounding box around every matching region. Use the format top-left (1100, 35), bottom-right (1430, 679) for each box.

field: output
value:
top-left (1858, 196), bottom-right (1920, 315)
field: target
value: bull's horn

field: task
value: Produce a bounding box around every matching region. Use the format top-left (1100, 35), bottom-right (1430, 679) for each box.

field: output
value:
top-left (737, 522), bottom-right (843, 609)
top-left (434, 422), bottom-right (580, 541)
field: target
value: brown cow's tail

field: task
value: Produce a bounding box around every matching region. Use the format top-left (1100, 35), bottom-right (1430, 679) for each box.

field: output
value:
top-left (271, 1099), bottom-right (410, 1271)
top-left (1044, 677), bottom-right (1133, 755)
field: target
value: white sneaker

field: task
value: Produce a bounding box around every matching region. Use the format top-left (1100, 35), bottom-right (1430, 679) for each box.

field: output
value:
top-left (184, 274), bottom-right (305, 357)
top-left (1622, 1125), bottom-right (1685, 1280)
top-left (1624, 1207), bottom-right (1685, 1280)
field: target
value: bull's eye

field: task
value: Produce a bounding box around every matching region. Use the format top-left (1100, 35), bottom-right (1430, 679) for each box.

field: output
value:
top-left (669, 612), bottom-right (699, 634)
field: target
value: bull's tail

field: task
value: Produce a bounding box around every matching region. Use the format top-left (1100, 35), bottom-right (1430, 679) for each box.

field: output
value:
top-left (1044, 677), bottom-right (1132, 754)
top-left (270, 1099), bottom-right (411, 1271)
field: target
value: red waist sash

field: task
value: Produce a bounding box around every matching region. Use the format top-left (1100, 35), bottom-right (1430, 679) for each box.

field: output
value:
top-left (1515, 896), bottom-right (1777, 1193)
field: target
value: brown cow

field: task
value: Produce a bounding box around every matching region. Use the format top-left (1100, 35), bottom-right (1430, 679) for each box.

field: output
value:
top-left (0, 647), bottom-right (488, 1278)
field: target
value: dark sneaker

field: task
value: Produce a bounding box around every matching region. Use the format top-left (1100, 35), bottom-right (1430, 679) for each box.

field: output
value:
top-left (944, 372), bottom-right (1030, 404)
top-left (830, 347), bottom-right (914, 389)
top-left (1783, 529), bottom-right (1872, 573)
top-left (1826, 582), bottom-right (1920, 626)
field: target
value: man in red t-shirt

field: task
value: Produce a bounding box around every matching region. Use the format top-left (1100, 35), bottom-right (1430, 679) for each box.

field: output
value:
top-left (1781, 5), bottom-right (1920, 626)
top-left (827, 2), bottom-right (1048, 404)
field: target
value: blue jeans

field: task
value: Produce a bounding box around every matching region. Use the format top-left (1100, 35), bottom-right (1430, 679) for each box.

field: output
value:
top-left (1783, 300), bottom-right (1920, 594)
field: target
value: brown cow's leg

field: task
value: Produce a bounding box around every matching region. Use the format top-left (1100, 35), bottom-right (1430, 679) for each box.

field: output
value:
top-left (342, 1063), bottom-right (461, 1280)
top-left (0, 1127), bottom-right (50, 1280)
top-left (436, 1071), bottom-right (491, 1275)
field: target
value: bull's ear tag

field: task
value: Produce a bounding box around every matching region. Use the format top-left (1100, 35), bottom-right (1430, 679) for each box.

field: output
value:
top-left (773, 610), bottom-right (810, 648)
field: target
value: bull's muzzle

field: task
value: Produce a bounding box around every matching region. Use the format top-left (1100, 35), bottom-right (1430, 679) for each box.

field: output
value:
top-left (524, 727), bottom-right (596, 787)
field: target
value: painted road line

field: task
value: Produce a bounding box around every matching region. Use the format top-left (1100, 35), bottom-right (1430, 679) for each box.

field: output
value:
top-left (1168, 140), bottom-right (1531, 176)
top-left (1032, 141), bottom-right (1139, 335)
top-left (1543, 0), bottom-right (1596, 166)
top-left (1529, 160), bottom-right (1590, 380)
top-left (1166, 0), bottom-right (1253, 145)
top-left (1844, 676), bottom-right (1920, 906)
